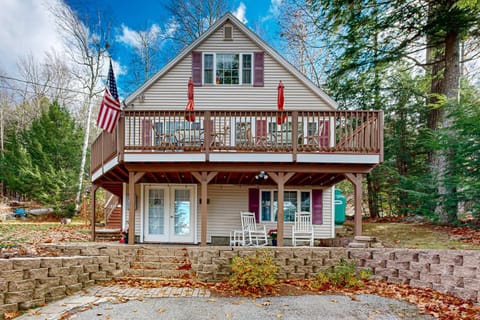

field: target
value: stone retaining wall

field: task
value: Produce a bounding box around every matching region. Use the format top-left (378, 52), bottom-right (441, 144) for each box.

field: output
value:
top-left (0, 256), bottom-right (113, 315)
top-left (2, 244), bottom-right (478, 313)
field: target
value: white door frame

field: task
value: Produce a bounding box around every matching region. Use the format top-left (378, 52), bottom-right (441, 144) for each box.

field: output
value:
top-left (143, 184), bottom-right (196, 243)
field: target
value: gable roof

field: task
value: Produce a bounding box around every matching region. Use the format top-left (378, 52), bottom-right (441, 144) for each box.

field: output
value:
top-left (124, 13), bottom-right (337, 109)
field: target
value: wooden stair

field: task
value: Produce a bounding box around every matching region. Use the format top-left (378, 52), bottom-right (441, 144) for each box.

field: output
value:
top-left (106, 207), bottom-right (122, 229)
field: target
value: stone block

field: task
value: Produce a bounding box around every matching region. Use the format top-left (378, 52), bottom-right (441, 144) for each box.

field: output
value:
top-left (108, 269), bottom-right (124, 278)
top-left (61, 275), bottom-right (78, 286)
top-left (46, 285), bottom-right (66, 297)
top-left (203, 264), bottom-right (219, 273)
top-left (1, 303), bottom-right (18, 313)
top-left (99, 247), bottom-right (119, 257)
top-left (109, 255), bottom-right (125, 264)
top-left (275, 250), bottom-right (294, 259)
top-left (440, 254), bottom-right (463, 266)
top-left (278, 265), bottom-right (295, 274)
top-left (375, 268), bottom-right (398, 278)
top-left (8, 279), bottom-right (35, 291)
top-left (48, 266), bottom-right (70, 277)
top-left (27, 268), bottom-right (49, 280)
top-left (0, 260), bottom-right (13, 270)
top-left (78, 273), bottom-right (90, 283)
top-left (93, 256), bottom-right (109, 264)
top-left (311, 250), bottom-right (329, 260)
top-left (40, 257), bottom-right (63, 268)
top-left (287, 258), bottom-right (304, 266)
top-left (219, 250), bottom-right (236, 259)
top-left (398, 269), bottom-right (420, 281)
top-left (441, 275), bottom-right (463, 288)
top-left (19, 298), bottom-right (45, 310)
top-left (348, 249), bottom-right (372, 260)
top-left (388, 277), bottom-right (409, 285)
top-left (100, 263), bottom-right (117, 272)
top-left (68, 265), bottom-right (84, 275)
top-left (33, 287), bottom-right (48, 299)
top-left (364, 260), bottom-right (386, 269)
top-left (90, 271), bottom-right (107, 280)
top-left (5, 290), bottom-right (34, 304)
top-left (0, 270), bottom-right (24, 281)
top-left (419, 273), bottom-right (441, 284)
top-left (66, 283), bottom-right (83, 293)
top-left (463, 278), bottom-right (480, 292)
top-left (394, 250), bottom-right (419, 262)
top-left (309, 259), bottom-right (324, 267)
top-left (409, 262), bottom-right (430, 273)
top-left (46, 294), bottom-right (66, 302)
top-left (211, 258), bottom-right (228, 266)
top-left (295, 265), bottom-right (313, 274)
top-left (453, 266), bottom-right (477, 278)
top-left (36, 277), bottom-right (60, 290)
top-left (124, 268), bottom-right (144, 277)
top-left (452, 287), bottom-right (478, 302)
top-left (329, 248), bottom-right (347, 259)
top-left (196, 271), bottom-right (213, 281)
top-left (83, 264), bottom-right (99, 273)
top-left (418, 252), bottom-right (440, 264)
top-left (292, 248), bottom-right (312, 258)
top-left (462, 255), bottom-right (480, 268)
top-left (0, 281), bottom-right (8, 292)
top-left (409, 279), bottom-right (433, 289)
top-left (82, 280), bottom-right (95, 287)
top-left (141, 269), bottom-right (163, 277)
top-left (80, 247), bottom-right (101, 256)
top-left (12, 258), bottom-right (41, 270)
top-left (386, 260), bottom-right (410, 270)
top-left (63, 248), bottom-right (81, 256)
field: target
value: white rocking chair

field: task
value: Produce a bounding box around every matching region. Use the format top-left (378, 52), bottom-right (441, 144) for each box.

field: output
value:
top-left (292, 211), bottom-right (314, 247)
top-left (240, 211), bottom-right (268, 246)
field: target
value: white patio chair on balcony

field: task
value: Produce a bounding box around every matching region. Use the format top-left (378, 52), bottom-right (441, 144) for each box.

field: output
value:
top-left (240, 211), bottom-right (268, 246)
top-left (292, 211), bottom-right (314, 247)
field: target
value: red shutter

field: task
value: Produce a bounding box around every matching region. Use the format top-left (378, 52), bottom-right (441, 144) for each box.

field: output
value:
top-left (253, 52), bottom-right (264, 87)
top-left (192, 51), bottom-right (202, 86)
top-left (319, 120), bottom-right (330, 148)
top-left (248, 188), bottom-right (260, 221)
top-left (312, 189), bottom-right (323, 224)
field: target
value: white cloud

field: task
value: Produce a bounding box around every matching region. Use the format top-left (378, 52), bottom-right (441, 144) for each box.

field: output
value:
top-left (116, 24), bottom-right (142, 49)
top-left (0, 0), bottom-right (67, 76)
top-left (234, 2), bottom-right (248, 24)
top-left (269, 0), bottom-right (282, 17)
top-left (116, 23), bottom-right (164, 51)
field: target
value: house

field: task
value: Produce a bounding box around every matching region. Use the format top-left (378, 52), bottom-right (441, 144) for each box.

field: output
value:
top-left (90, 13), bottom-right (383, 246)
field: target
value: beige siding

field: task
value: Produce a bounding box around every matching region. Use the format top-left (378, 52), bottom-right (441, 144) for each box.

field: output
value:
top-left (130, 22), bottom-right (331, 111)
top-left (197, 185), bottom-right (334, 243)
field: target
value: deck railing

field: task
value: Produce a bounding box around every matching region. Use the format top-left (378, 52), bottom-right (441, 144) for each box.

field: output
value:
top-left (91, 110), bottom-right (383, 174)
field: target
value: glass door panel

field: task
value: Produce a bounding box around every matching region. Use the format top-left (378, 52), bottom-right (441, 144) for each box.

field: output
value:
top-left (144, 186), bottom-right (168, 242)
top-left (170, 186), bottom-right (195, 242)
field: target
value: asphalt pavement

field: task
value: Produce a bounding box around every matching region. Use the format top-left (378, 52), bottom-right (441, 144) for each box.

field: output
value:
top-left (15, 285), bottom-right (434, 320)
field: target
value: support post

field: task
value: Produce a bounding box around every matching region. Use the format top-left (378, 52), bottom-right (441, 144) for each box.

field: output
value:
top-left (192, 171), bottom-right (217, 246)
top-left (90, 184), bottom-right (99, 241)
top-left (128, 171), bottom-right (145, 245)
top-left (268, 172), bottom-right (295, 247)
top-left (345, 173), bottom-right (363, 237)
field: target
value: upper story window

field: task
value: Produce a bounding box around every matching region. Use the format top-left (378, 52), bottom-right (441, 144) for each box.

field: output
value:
top-left (203, 53), bottom-right (253, 85)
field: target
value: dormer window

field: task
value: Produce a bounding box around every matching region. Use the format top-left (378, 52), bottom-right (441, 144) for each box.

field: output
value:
top-left (203, 53), bottom-right (252, 85)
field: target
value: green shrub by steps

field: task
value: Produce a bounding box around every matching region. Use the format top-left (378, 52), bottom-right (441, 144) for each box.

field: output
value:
top-left (229, 250), bottom-right (279, 296)
top-left (314, 259), bottom-right (371, 289)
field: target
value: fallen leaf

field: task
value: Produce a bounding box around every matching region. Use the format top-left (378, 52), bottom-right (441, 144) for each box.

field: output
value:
top-left (158, 308), bottom-right (166, 313)
top-left (262, 300), bottom-right (271, 306)
top-left (225, 312), bottom-right (233, 318)
top-left (276, 314), bottom-right (283, 318)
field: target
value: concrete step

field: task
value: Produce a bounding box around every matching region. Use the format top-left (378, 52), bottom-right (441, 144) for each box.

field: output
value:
top-left (354, 236), bottom-right (377, 243)
top-left (348, 242), bottom-right (369, 248)
top-left (95, 229), bottom-right (122, 242)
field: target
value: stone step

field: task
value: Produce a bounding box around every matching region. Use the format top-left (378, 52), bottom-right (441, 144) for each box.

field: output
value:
top-left (124, 268), bottom-right (194, 279)
top-left (354, 236), bottom-right (377, 243)
top-left (348, 242), bottom-right (369, 248)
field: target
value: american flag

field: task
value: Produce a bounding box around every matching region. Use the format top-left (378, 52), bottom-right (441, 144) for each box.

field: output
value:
top-left (96, 60), bottom-right (121, 133)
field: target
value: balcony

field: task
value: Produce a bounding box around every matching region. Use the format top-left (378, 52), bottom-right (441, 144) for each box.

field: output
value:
top-left (91, 109), bottom-right (383, 178)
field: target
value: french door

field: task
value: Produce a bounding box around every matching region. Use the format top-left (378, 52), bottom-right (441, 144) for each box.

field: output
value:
top-left (144, 185), bottom-right (195, 242)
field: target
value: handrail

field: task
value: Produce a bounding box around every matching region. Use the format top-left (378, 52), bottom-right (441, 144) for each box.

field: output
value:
top-left (91, 109), bottom-right (384, 175)
top-left (104, 194), bottom-right (119, 225)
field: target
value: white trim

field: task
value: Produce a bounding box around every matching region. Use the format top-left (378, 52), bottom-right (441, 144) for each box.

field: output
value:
top-left (91, 157), bottom-right (118, 181)
top-left (124, 13), bottom-right (337, 109)
top-left (124, 153), bottom-right (206, 162)
top-left (331, 186), bottom-right (335, 238)
top-left (210, 153), bottom-right (292, 162)
top-left (297, 154), bottom-right (380, 164)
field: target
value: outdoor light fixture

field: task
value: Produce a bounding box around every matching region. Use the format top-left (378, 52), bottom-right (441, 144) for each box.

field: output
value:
top-left (255, 171), bottom-right (268, 180)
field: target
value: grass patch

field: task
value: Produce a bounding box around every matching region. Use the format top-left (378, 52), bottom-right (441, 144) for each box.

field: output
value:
top-left (357, 222), bottom-right (480, 250)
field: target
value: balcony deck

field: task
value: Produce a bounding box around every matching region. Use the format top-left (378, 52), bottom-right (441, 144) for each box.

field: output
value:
top-left (91, 110), bottom-right (383, 195)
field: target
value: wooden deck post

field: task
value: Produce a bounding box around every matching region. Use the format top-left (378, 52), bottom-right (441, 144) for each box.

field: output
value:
top-left (268, 172), bottom-right (295, 247)
top-left (90, 184), bottom-right (99, 241)
top-left (192, 171), bottom-right (217, 246)
top-left (128, 171), bottom-right (145, 245)
top-left (345, 173), bottom-right (363, 237)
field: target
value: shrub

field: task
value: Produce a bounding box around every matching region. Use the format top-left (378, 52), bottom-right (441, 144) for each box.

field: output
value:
top-left (314, 259), bottom-right (371, 289)
top-left (229, 250), bottom-right (279, 296)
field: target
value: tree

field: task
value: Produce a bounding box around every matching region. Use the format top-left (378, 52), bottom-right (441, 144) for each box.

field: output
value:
top-left (51, 3), bottom-right (111, 209)
top-left (300, 0), bottom-right (480, 223)
top-left (164, 0), bottom-right (229, 47)
top-left (1, 103), bottom-right (83, 216)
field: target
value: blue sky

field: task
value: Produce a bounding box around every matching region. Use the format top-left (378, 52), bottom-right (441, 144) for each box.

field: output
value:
top-left (0, 0), bottom-right (282, 97)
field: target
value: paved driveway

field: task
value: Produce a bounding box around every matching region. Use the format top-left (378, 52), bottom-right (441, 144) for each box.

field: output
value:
top-left (16, 285), bottom-right (433, 320)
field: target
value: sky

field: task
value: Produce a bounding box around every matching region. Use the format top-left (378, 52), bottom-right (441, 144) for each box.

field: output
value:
top-left (0, 0), bottom-right (283, 98)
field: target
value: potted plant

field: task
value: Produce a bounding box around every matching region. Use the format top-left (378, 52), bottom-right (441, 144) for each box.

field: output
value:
top-left (268, 229), bottom-right (278, 246)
